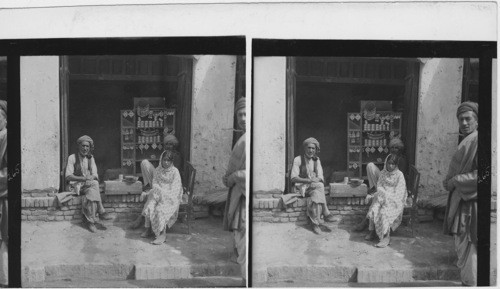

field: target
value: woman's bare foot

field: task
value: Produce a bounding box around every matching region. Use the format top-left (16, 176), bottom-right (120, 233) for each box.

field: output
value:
top-left (376, 233), bottom-right (391, 248)
top-left (151, 232), bottom-right (167, 245)
top-left (364, 230), bottom-right (377, 241)
top-left (141, 228), bottom-right (153, 238)
top-left (129, 216), bottom-right (144, 229)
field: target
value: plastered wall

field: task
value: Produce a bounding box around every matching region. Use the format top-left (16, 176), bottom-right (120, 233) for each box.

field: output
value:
top-left (21, 56), bottom-right (61, 191)
top-left (252, 57), bottom-right (287, 192)
top-left (415, 58), bottom-right (464, 197)
top-left (190, 55), bottom-right (237, 195)
top-left (492, 60), bottom-right (497, 194)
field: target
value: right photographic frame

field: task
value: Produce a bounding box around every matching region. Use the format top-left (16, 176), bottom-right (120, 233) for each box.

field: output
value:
top-left (251, 41), bottom-right (496, 287)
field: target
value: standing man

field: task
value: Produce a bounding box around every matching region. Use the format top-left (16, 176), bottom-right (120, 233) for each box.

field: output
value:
top-left (66, 135), bottom-right (112, 232)
top-left (443, 101), bottom-right (478, 286)
top-left (223, 97), bottom-right (246, 285)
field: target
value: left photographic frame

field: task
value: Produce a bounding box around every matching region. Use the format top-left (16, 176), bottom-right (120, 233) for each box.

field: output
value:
top-left (4, 37), bottom-right (247, 288)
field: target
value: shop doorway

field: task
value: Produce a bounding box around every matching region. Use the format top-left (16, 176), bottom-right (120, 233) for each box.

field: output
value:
top-left (60, 55), bottom-right (193, 186)
top-left (286, 57), bottom-right (420, 184)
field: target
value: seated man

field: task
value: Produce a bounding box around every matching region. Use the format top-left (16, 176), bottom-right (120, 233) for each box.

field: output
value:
top-left (291, 137), bottom-right (335, 234)
top-left (65, 135), bottom-right (111, 233)
top-left (140, 133), bottom-right (182, 190)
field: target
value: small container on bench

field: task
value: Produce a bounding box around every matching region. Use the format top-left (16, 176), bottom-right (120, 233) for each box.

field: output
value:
top-left (104, 179), bottom-right (142, 195)
top-left (330, 183), bottom-right (368, 197)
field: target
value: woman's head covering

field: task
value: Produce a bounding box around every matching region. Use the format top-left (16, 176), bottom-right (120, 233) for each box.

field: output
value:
top-left (389, 138), bottom-right (404, 149)
top-left (456, 101), bottom-right (478, 119)
top-left (235, 97), bottom-right (246, 114)
top-left (77, 135), bottom-right (93, 146)
top-left (158, 150), bottom-right (175, 169)
top-left (303, 137), bottom-right (320, 153)
top-left (0, 100), bottom-right (7, 115)
top-left (163, 134), bottom-right (179, 146)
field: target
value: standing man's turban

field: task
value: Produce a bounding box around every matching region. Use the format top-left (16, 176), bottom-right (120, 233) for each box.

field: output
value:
top-left (235, 97), bottom-right (246, 113)
top-left (456, 101), bottom-right (478, 119)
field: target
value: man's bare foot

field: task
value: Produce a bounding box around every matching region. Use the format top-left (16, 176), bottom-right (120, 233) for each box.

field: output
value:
top-left (141, 228), bottom-right (153, 238)
top-left (151, 232), bottom-right (167, 245)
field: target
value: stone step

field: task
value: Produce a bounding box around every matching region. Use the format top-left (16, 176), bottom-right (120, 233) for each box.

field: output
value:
top-left (25, 276), bottom-right (244, 288)
top-left (23, 262), bottom-right (241, 284)
top-left (254, 265), bottom-right (460, 284)
top-left (255, 280), bottom-right (462, 287)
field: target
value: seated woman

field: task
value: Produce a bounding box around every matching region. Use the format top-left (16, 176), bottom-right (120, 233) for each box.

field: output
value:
top-left (365, 154), bottom-right (407, 248)
top-left (141, 133), bottom-right (182, 189)
top-left (141, 150), bottom-right (183, 245)
top-left (354, 138), bottom-right (407, 232)
top-left (129, 133), bottom-right (182, 229)
top-left (291, 137), bottom-right (335, 235)
top-left (366, 138), bottom-right (408, 194)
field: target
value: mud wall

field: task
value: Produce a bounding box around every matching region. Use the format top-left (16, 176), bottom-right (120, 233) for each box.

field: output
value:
top-left (21, 56), bottom-right (61, 192)
top-left (492, 59), bottom-right (497, 223)
top-left (253, 57), bottom-right (287, 193)
top-left (190, 55), bottom-right (237, 196)
top-left (415, 59), bottom-right (464, 198)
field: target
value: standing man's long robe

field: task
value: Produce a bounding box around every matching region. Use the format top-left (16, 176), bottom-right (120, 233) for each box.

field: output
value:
top-left (223, 133), bottom-right (246, 279)
top-left (443, 130), bottom-right (478, 286)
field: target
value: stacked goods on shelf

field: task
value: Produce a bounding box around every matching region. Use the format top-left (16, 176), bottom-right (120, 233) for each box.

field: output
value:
top-left (347, 111), bottom-right (402, 178)
top-left (120, 108), bottom-right (176, 176)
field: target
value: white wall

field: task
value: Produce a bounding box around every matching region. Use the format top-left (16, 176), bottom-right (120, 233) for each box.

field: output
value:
top-left (252, 57), bottom-right (287, 192)
top-left (415, 58), bottom-right (464, 197)
top-left (492, 59), bottom-right (497, 201)
top-left (190, 55), bottom-right (236, 195)
top-left (21, 56), bottom-right (61, 191)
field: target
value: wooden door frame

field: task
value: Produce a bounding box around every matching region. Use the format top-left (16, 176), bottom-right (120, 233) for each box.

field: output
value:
top-left (60, 56), bottom-right (69, 191)
top-left (285, 57), bottom-right (421, 176)
top-left (176, 56), bottom-right (193, 163)
top-left (285, 57), bottom-right (297, 174)
top-left (60, 55), bottom-right (194, 189)
top-left (403, 61), bottom-right (420, 167)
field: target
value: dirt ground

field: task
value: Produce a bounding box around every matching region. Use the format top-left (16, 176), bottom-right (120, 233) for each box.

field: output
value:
top-left (22, 216), bottom-right (242, 287)
top-left (252, 219), bottom-right (497, 286)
